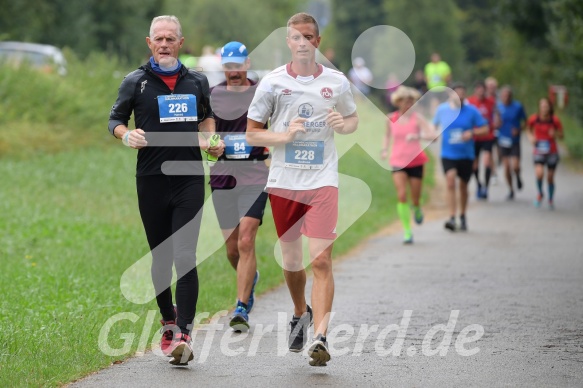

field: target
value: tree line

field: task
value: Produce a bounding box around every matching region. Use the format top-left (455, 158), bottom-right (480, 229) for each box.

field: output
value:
top-left (329, 0), bottom-right (581, 123)
top-left (1, 0), bottom-right (580, 123)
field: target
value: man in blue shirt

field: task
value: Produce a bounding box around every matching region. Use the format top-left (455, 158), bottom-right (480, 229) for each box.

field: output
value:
top-left (434, 83), bottom-right (488, 231)
top-left (497, 86), bottom-right (527, 200)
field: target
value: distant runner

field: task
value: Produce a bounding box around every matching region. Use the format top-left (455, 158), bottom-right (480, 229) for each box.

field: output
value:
top-left (433, 83), bottom-right (488, 231)
top-left (467, 81), bottom-right (497, 200)
top-left (526, 97), bottom-right (563, 209)
top-left (381, 86), bottom-right (436, 244)
top-left (497, 86), bottom-right (527, 200)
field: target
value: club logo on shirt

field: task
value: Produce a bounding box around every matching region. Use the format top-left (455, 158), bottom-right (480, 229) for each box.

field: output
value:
top-left (320, 87), bottom-right (333, 100)
top-left (281, 88), bottom-right (293, 96)
top-left (298, 103), bottom-right (314, 118)
top-left (140, 80), bottom-right (147, 94)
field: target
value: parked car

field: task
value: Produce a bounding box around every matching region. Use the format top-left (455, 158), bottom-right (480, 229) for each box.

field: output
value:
top-left (0, 41), bottom-right (67, 75)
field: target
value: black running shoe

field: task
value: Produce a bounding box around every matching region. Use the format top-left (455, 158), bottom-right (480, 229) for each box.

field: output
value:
top-left (308, 334), bottom-right (331, 367)
top-left (507, 191), bottom-right (515, 201)
top-left (288, 305), bottom-right (313, 352)
top-left (444, 218), bottom-right (456, 232)
top-left (459, 216), bottom-right (467, 231)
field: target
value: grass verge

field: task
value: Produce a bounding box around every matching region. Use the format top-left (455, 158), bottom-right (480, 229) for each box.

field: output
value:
top-left (559, 113), bottom-right (583, 164)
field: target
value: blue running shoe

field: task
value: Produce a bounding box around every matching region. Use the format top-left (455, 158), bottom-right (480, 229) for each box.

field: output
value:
top-left (247, 270), bottom-right (260, 313)
top-left (476, 186), bottom-right (483, 200)
top-left (534, 194), bottom-right (543, 208)
top-left (229, 305), bottom-right (249, 332)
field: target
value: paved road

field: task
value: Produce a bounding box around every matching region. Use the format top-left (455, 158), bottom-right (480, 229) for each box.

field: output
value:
top-left (72, 147), bottom-right (583, 387)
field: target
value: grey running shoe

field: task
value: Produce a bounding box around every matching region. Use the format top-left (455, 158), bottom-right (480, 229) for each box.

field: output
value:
top-left (308, 334), bottom-right (331, 367)
top-left (459, 216), bottom-right (467, 231)
top-left (168, 333), bottom-right (194, 366)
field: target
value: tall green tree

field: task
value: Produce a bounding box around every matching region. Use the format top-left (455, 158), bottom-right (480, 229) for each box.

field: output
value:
top-left (161, 0), bottom-right (306, 56)
top-left (499, 0), bottom-right (550, 48)
top-left (0, 0), bottom-right (54, 41)
top-left (454, 0), bottom-right (499, 66)
top-left (329, 0), bottom-right (387, 72)
top-left (547, 0), bottom-right (583, 122)
top-left (0, 0), bottom-right (160, 63)
top-left (491, 0), bottom-right (582, 120)
top-left (383, 0), bottom-right (465, 78)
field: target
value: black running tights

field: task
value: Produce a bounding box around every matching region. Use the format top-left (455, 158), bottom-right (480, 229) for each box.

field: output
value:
top-left (137, 175), bottom-right (204, 335)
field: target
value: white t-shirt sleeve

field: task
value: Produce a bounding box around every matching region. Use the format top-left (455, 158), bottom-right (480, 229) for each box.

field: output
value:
top-left (247, 78), bottom-right (274, 124)
top-left (335, 76), bottom-right (357, 117)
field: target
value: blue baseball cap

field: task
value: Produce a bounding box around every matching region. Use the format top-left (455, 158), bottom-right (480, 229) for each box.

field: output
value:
top-left (220, 41), bottom-right (248, 64)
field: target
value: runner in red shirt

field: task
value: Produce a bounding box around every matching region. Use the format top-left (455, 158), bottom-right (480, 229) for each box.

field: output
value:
top-left (467, 81), bottom-right (497, 200)
top-left (526, 97), bottom-right (564, 209)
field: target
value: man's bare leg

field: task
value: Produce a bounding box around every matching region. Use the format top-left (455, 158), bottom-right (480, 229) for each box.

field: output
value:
top-left (281, 237), bottom-right (308, 317)
top-left (235, 217), bottom-right (260, 304)
top-left (308, 238), bottom-right (334, 336)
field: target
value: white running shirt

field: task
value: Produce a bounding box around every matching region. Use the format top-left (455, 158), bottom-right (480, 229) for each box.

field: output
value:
top-left (248, 63), bottom-right (356, 190)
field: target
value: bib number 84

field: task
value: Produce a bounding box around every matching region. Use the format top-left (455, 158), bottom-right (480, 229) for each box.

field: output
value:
top-left (295, 149), bottom-right (315, 161)
top-left (169, 103), bottom-right (189, 113)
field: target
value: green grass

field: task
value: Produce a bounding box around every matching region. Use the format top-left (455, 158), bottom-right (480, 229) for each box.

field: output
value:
top-left (559, 113), bottom-right (583, 162)
top-left (0, 61), bottom-right (434, 385)
top-left (0, 51), bottom-right (128, 158)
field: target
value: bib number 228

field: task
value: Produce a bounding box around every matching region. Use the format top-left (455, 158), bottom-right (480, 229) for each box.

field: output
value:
top-left (294, 149), bottom-right (315, 161)
top-left (285, 140), bottom-right (324, 169)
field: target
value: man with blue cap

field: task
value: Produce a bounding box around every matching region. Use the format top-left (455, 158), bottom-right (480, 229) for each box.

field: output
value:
top-left (209, 41), bottom-right (269, 332)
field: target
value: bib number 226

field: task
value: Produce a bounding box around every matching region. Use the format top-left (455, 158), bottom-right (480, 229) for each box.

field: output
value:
top-left (168, 103), bottom-right (189, 113)
top-left (157, 94), bottom-right (198, 123)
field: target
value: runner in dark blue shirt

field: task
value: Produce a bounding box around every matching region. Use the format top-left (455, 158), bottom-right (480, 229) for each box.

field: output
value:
top-left (497, 86), bottom-right (527, 200)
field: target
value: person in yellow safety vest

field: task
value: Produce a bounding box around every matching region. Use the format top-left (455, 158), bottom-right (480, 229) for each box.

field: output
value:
top-left (425, 52), bottom-right (452, 114)
top-left (424, 52), bottom-right (452, 91)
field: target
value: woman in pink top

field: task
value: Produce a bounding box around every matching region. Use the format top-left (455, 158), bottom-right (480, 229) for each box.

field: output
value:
top-left (381, 86), bottom-right (436, 244)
